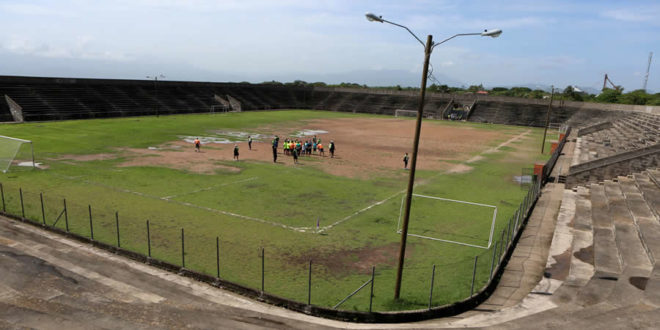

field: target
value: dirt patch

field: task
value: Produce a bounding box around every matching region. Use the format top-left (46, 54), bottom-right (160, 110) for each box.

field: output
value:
top-left (54, 153), bottom-right (119, 161)
top-left (283, 242), bottom-right (411, 276)
top-left (117, 145), bottom-right (240, 174)
top-left (47, 117), bottom-right (510, 178)
top-left (447, 163), bottom-right (473, 174)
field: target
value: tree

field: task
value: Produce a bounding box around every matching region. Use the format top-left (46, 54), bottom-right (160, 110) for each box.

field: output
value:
top-left (467, 84), bottom-right (484, 92)
top-left (618, 89), bottom-right (649, 105)
top-left (595, 88), bottom-right (621, 103)
top-left (563, 85), bottom-right (583, 101)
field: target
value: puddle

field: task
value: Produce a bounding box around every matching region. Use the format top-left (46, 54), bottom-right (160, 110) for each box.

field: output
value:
top-left (293, 129), bottom-right (328, 137)
top-left (514, 175), bottom-right (533, 184)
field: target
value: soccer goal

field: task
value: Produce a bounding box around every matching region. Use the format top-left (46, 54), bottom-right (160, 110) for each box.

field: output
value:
top-left (394, 109), bottom-right (417, 118)
top-left (397, 193), bottom-right (497, 249)
top-left (0, 135), bottom-right (35, 173)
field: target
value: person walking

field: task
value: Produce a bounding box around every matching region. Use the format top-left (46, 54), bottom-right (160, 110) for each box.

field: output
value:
top-left (403, 152), bottom-right (409, 169)
top-left (248, 135), bottom-right (252, 150)
top-left (329, 140), bottom-right (335, 158)
top-left (233, 144), bottom-right (239, 161)
top-left (194, 138), bottom-right (201, 152)
top-left (292, 147), bottom-right (299, 164)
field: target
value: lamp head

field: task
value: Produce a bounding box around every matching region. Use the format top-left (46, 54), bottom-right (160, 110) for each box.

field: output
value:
top-left (365, 12), bottom-right (384, 23)
top-left (481, 29), bottom-right (502, 38)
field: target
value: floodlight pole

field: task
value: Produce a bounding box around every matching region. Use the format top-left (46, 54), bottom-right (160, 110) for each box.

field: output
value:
top-left (541, 86), bottom-right (554, 154)
top-left (395, 34), bottom-right (433, 300)
top-left (366, 12), bottom-right (502, 300)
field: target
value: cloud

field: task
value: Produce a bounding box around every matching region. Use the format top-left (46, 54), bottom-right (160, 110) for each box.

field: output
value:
top-left (2, 36), bottom-right (132, 61)
top-left (601, 7), bottom-right (660, 23)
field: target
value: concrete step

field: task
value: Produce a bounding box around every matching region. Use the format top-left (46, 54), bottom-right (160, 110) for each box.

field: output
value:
top-left (618, 176), bottom-right (660, 266)
top-left (643, 265), bottom-right (660, 307)
top-left (634, 172), bottom-right (660, 220)
top-left (603, 181), bottom-right (653, 276)
top-left (589, 184), bottom-right (623, 276)
top-left (565, 186), bottom-right (595, 288)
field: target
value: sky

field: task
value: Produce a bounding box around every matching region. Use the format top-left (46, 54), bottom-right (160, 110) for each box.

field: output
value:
top-left (0, 0), bottom-right (658, 93)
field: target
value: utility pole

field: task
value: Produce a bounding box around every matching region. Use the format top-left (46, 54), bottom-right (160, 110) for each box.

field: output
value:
top-left (541, 86), bottom-right (554, 154)
top-left (643, 52), bottom-right (653, 92)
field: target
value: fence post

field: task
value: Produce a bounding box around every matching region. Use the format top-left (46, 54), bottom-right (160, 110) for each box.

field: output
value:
top-left (261, 247), bottom-right (265, 294)
top-left (88, 205), bottom-right (94, 240)
top-left (428, 264), bottom-right (436, 309)
top-left (63, 199), bottom-right (69, 232)
top-left (216, 237), bottom-right (220, 278)
top-left (181, 228), bottom-right (185, 268)
top-left (506, 218), bottom-right (513, 247)
top-left (369, 266), bottom-right (375, 313)
top-left (490, 242), bottom-right (498, 279)
top-left (498, 229), bottom-right (505, 260)
top-left (470, 255), bottom-right (478, 297)
top-left (1, 183), bottom-right (5, 212)
top-left (19, 188), bottom-right (25, 219)
top-left (115, 212), bottom-right (120, 247)
top-left (308, 260), bottom-right (312, 306)
top-left (146, 220), bottom-right (151, 258)
top-left (40, 193), bottom-right (46, 225)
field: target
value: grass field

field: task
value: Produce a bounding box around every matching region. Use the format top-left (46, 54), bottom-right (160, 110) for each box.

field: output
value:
top-left (0, 110), bottom-right (553, 311)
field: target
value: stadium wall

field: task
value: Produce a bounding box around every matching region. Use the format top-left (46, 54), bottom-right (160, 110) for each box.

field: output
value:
top-left (2, 75), bottom-right (659, 127)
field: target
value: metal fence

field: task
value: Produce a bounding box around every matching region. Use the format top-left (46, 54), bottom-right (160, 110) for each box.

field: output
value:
top-left (0, 173), bottom-right (543, 322)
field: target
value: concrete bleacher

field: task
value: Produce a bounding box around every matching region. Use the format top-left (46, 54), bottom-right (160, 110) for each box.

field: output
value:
top-left (566, 111), bottom-right (660, 188)
top-left (0, 76), bottom-right (314, 121)
top-left (499, 168), bottom-right (660, 328)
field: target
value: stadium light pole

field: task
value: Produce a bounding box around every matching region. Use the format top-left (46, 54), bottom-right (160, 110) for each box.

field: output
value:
top-left (146, 74), bottom-right (165, 117)
top-left (366, 12), bottom-right (502, 300)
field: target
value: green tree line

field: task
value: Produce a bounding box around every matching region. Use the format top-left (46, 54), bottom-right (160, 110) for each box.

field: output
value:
top-left (260, 80), bottom-right (660, 106)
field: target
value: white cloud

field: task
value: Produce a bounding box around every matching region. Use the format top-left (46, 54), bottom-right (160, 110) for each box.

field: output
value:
top-left (601, 7), bottom-right (660, 23)
top-left (2, 36), bottom-right (132, 61)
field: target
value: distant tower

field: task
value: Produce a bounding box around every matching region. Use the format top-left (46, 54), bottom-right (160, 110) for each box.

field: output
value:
top-left (643, 52), bottom-right (653, 92)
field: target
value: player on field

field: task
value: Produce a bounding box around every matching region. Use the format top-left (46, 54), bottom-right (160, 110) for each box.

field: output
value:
top-left (318, 143), bottom-right (324, 157)
top-left (248, 135), bottom-right (252, 150)
top-left (233, 144), bottom-right (239, 160)
top-left (403, 152), bottom-right (409, 169)
top-left (194, 138), bottom-right (201, 152)
top-left (329, 140), bottom-right (335, 158)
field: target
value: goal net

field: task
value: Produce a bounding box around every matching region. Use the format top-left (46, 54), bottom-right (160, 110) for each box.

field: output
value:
top-left (397, 194), bottom-right (497, 249)
top-left (394, 109), bottom-right (417, 118)
top-left (0, 135), bottom-right (35, 173)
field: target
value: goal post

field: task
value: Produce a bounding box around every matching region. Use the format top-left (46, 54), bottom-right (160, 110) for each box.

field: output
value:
top-left (397, 193), bottom-right (498, 249)
top-left (0, 135), bottom-right (35, 173)
top-left (394, 109), bottom-right (417, 118)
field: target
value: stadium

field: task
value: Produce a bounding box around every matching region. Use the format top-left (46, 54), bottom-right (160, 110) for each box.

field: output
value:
top-left (1, 2), bottom-right (659, 329)
top-left (1, 74), bottom-right (659, 327)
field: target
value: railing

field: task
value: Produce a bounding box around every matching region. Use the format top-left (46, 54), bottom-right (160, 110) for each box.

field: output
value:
top-left (0, 173), bottom-right (544, 323)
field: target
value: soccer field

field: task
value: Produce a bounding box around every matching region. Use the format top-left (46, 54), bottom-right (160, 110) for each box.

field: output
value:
top-left (0, 110), bottom-right (552, 311)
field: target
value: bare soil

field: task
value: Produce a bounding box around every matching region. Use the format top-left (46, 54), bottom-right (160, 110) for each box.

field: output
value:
top-left (282, 242), bottom-right (412, 276)
top-left (50, 118), bottom-right (510, 178)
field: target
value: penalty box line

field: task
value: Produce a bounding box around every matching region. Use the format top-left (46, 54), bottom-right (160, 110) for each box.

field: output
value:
top-left (396, 194), bottom-right (497, 249)
top-left (54, 174), bottom-right (308, 232)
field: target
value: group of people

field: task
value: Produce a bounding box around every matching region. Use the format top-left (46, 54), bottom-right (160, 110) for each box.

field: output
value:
top-left (271, 135), bottom-right (335, 164)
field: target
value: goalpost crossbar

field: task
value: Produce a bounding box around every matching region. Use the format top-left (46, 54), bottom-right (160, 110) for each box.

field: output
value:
top-left (0, 135), bottom-right (32, 143)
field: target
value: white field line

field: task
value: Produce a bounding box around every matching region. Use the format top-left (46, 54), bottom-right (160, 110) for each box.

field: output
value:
top-left (395, 194), bottom-right (497, 249)
top-left (319, 129), bottom-right (532, 234)
top-left (54, 174), bottom-right (306, 231)
top-left (396, 230), bottom-right (490, 249)
top-left (162, 177), bottom-right (259, 199)
top-left (0, 134), bottom-right (31, 143)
